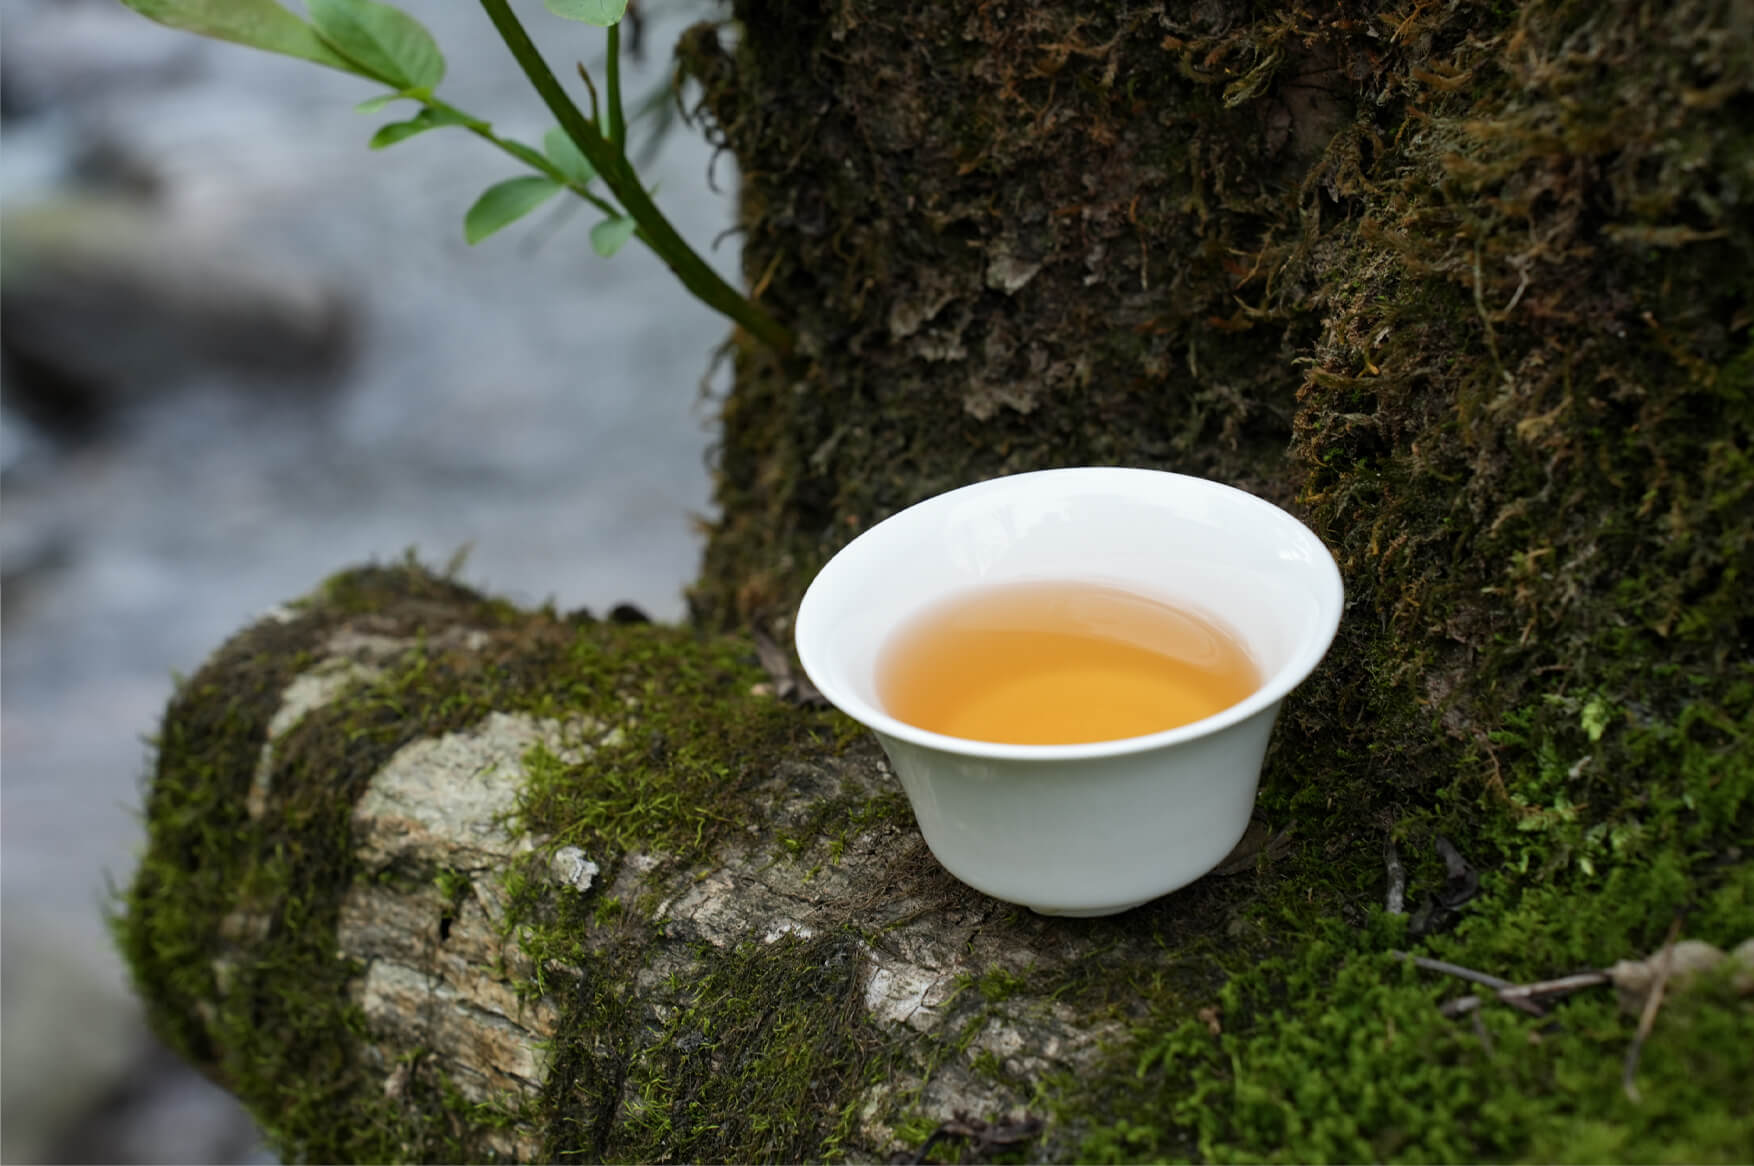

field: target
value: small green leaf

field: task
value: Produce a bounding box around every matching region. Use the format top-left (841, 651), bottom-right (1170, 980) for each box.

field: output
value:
top-left (355, 92), bottom-right (405, 113)
top-left (120, 0), bottom-right (354, 70)
top-left (543, 128), bottom-right (597, 186)
top-left (369, 105), bottom-right (470, 148)
top-left (308, 0), bottom-right (444, 89)
top-left (1580, 697), bottom-right (1611, 742)
top-left (465, 177), bottom-right (562, 244)
top-left (544, 0), bottom-right (628, 27)
top-left (590, 215), bottom-right (638, 257)
top-left (370, 118), bottom-right (426, 148)
top-left (369, 111), bottom-right (430, 148)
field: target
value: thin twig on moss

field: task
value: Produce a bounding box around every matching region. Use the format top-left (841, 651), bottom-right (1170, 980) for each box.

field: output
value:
top-left (1498, 970), bottom-right (1610, 1005)
top-left (1394, 952), bottom-right (1546, 1016)
top-left (1624, 920), bottom-right (1684, 1102)
top-left (1396, 951), bottom-right (1513, 990)
top-left (1441, 969), bottom-right (1615, 1020)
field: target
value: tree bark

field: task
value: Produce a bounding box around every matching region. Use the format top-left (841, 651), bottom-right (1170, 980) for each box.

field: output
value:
top-left (119, 0), bottom-right (1754, 1161)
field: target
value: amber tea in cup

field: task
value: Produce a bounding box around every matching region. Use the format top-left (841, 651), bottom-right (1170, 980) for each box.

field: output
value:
top-left (876, 580), bottom-right (1260, 746)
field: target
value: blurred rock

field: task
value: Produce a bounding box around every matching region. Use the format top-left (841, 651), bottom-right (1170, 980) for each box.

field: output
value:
top-left (0, 394), bottom-right (55, 483)
top-left (43, 1044), bottom-right (269, 1166)
top-left (1, 197), bottom-right (354, 430)
top-left (0, 0), bottom-right (200, 118)
top-left (0, 118), bottom-right (79, 205)
top-left (0, 912), bottom-right (265, 1165)
top-left (0, 379), bottom-right (74, 626)
top-left (0, 915), bottom-right (135, 1164)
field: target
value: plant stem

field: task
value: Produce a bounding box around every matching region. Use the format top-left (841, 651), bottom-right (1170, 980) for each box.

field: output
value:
top-left (605, 23), bottom-right (626, 151)
top-left (475, 0), bottom-right (794, 356)
top-left (425, 97), bottom-right (620, 217)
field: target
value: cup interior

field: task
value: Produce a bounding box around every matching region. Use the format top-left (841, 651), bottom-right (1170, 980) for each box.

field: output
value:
top-left (795, 467), bottom-right (1343, 759)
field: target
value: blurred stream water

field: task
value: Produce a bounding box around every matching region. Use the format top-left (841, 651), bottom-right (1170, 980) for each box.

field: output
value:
top-left (1, 1), bottom-right (736, 1157)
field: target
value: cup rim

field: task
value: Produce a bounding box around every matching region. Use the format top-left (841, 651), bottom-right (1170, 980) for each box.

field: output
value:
top-left (794, 467), bottom-right (1344, 761)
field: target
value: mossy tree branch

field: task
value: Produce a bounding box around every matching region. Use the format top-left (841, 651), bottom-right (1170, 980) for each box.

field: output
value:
top-left (119, 564), bottom-right (1754, 1163)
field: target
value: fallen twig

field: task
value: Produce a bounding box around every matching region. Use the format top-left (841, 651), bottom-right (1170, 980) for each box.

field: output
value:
top-left (898, 1112), bottom-right (1044, 1165)
top-left (1384, 839), bottom-right (1406, 915)
top-left (1497, 970), bottom-right (1610, 1004)
top-left (1394, 952), bottom-right (1545, 1016)
top-left (1623, 919), bottom-right (1684, 1102)
top-left (1441, 970), bottom-right (1612, 1019)
top-left (1394, 951), bottom-right (1514, 991)
top-left (1406, 922), bottom-right (1744, 1080)
top-left (1469, 1007), bottom-right (1495, 1054)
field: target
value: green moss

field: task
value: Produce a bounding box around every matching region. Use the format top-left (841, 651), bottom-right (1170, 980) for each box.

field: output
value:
top-left (511, 622), bottom-right (844, 860)
top-left (1059, 708), bottom-right (1753, 1161)
top-left (1125, 925), bottom-right (1753, 1164)
top-left (1063, 6), bottom-right (1754, 1153)
top-left (309, 555), bottom-right (528, 626)
top-left (539, 924), bottom-right (879, 1162)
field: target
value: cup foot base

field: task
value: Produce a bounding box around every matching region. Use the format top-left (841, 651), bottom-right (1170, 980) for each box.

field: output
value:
top-left (1026, 899), bottom-right (1152, 918)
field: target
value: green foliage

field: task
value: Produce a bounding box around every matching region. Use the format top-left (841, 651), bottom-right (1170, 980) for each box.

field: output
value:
top-left (307, 0), bottom-right (444, 90)
top-left (589, 214), bottom-right (638, 257)
top-left (368, 104), bottom-right (470, 150)
top-left (1131, 934), bottom-right (1753, 1164)
top-left (1126, 862), bottom-right (1754, 1163)
top-left (119, 0), bottom-right (353, 70)
top-left (543, 0), bottom-right (629, 27)
top-left (118, 0), bottom-right (792, 354)
top-left (543, 126), bottom-right (597, 187)
top-left (464, 176), bottom-right (563, 244)
top-left (433, 866), bottom-right (472, 903)
top-left (354, 91), bottom-right (406, 113)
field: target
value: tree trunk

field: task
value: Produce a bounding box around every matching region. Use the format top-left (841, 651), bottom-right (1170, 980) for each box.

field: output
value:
top-left (120, 0), bottom-right (1754, 1161)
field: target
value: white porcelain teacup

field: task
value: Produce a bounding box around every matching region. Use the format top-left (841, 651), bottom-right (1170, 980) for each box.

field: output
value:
top-left (794, 467), bottom-right (1344, 916)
